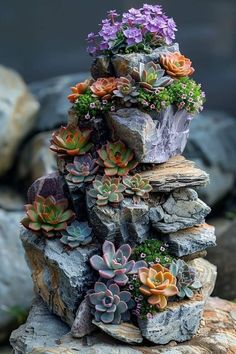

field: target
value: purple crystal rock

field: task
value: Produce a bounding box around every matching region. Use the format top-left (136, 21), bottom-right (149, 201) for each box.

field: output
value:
top-left (107, 106), bottom-right (193, 164)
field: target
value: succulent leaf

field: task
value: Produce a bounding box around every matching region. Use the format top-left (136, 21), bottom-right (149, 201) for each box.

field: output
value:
top-left (60, 220), bottom-right (92, 248)
top-left (66, 154), bottom-right (98, 187)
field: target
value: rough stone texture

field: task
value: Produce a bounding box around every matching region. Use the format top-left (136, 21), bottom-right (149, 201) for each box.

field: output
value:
top-left (87, 195), bottom-right (150, 246)
top-left (29, 73), bottom-right (88, 132)
top-left (111, 44), bottom-right (179, 77)
top-left (107, 106), bottom-right (193, 164)
top-left (90, 55), bottom-right (114, 79)
top-left (18, 131), bottom-right (57, 184)
top-left (182, 250), bottom-right (207, 262)
top-left (93, 321), bottom-right (143, 344)
top-left (71, 298), bottom-right (95, 338)
top-left (0, 209), bottom-right (33, 342)
top-left (139, 155), bottom-right (209, 192)
top-left (185, 111), bottom-right (236, 206)
top-left (21, 229), bottom-right (99, 325)
top-left (164, 223), bottom-right (216, 257)
top-left (150, 188), bottom-right (211, 233)
top-left (12, 297), bottom-right (236, 353)
top-left (27, 173), bottom-right (67, 204)
top-left (207, 217), bottom-right (236, 300)
top-left (0, 65), bottom-right (39, 177)
top-left (138, 258), bottom-right (217, 344)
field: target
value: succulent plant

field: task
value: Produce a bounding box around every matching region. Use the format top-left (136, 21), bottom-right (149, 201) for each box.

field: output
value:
top-left (60, 220), bottom-right (93, 248)
top-left (113, 75), bottom-right (139, 106)
top-left (123, 174), bottom-right (152, 203)
top-left (90, 240), bottom-right (147, 286)
top-left (67, 79), bottom-right (94, 103)
top-left (66, 154), bottom-right (99, 187)
top-left (88, 176), bottom-right (125, 207)
top-left (139, 263), bottom-right (178, 309)
top-left (89, 281), bottom-right (132, 324)
top-left (97, 141), bottom-right (138, 176)
top-left (132, 61), bottom-right (173, 93)
top-left (90, 77), bottom-right (117, 100)
top-left (21, 195), bottom-right (75, 238)
top-left (169, 259), bottom-right (202, 299)
top-left (50, 125), bottom-right (93, 156)
top-left (160, 52), bottom-right (195, 78)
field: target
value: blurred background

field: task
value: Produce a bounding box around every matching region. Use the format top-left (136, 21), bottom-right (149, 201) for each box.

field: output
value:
top-left (0, 0), bottom-right (236, 352)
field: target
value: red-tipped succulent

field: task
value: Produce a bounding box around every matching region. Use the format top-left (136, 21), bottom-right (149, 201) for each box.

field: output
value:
top-left (50, 125), bottom-right (93, 156)
top-left (21, 195), bottom-right (75, 238)
top-left (97, 141), bottom-right (138, 176)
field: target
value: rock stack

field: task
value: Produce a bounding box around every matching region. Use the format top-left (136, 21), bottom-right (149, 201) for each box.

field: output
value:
top-left (11, 4), bottom-right (218, 353)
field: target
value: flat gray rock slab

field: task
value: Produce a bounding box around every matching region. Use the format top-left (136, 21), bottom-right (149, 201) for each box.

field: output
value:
top-left (92, 321), bottom-right (143, 344)
top-left (164, 223), bottom-right (216, 257)
top-left (150, 188), bottom-right (211, 233)
top-left (139, 155), bottom-right (209, 192)
top-left (21, 229), bottom-right (99, 326)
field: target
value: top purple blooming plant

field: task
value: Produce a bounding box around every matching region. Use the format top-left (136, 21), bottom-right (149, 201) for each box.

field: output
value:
top-left (87, 4), bottom-right (177, 56)
top-left (90, 240), bottom-right (147, 286)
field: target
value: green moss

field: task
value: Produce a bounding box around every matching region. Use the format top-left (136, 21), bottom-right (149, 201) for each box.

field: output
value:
top-left (132, 239), bottom-right (173, 265)
top-left (73, 90), bottom-right (112, 119)
top-left (167, 77), bottom-right (205, 114)
top-left (137, 87), bottom-right (173, 113)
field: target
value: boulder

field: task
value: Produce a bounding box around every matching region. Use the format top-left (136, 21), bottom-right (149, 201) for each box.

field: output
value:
top-left (138, 258), bottom-right (217, 344)
top-left (207, 217), bottom-right (236, 300)
top-left (11, 295), bottom-right (236, 354)
top-left (18, 131), bottom-right (57, 184)
top-left (0, 209), bottom-right (33, 342)
top-left (139, 155), bottom-right (209, 192)
top-left (150, 188), bottom-right (211, 233)
top-left (21, 229), bottom-right (99, 325)
top-left (29, 73), bottom-right (88, 132)
top-left (0, 65), bottom-right (39, 177)
top-left (107, 106), bottom-right (192, 164)
top-left (164, 223), bottom-right (216, 257)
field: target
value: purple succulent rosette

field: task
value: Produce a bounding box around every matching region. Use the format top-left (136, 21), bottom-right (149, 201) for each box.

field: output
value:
top-left (89, 281), bottom-right (132, 324)
top-left (90, 240), bottom-right (147, 286)
top-left (87, 4), bottom-right (177, 56)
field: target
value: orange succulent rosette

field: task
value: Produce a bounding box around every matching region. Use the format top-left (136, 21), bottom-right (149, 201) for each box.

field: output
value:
top-left (90, 77), bottom-right (117, 100)
top-left (67, 79), bottom-right (93, 103)
top-left (139, 264), bottom-right (178, 309)
top-left (160, 52), bottom-right (195, 78)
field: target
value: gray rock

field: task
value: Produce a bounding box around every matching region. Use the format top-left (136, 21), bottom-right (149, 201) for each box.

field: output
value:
top-left (207, 217), bottom-right (236, 300)
top-left (27, 173), bottom-right (67, 204)
top-left (107, 107), bottom-right (192, 164)
top-left (21, 229), bottom-right (99, 325)
top-left (18, 131), bottom-right (57, 184)
top-left (139, 155), bottom-right (209, 192)
top-left (164, 223), bottom-right (216, 257)
top-left (0, 209), bottom-right (33, 341)
top-left (138, 258), bottom-right (217, 344)
top-left (90, 56), bottom-right (114, 79)
top-left (150, 188), bottom-right (211, 233)
top-left (29, 73), bottom-right (88, 132)
top-left (185, 111), bottom-right (236, 205)
top-left (111, 43), bottom-right (179, 77)
top-left (0, 65), bottom-right (39, 177)
top-left (93, 321), bottom-right (143, 344)
top-left (71, 298), bottom-right (95, 338)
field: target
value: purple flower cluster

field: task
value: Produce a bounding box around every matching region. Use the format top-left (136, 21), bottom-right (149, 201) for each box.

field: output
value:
top-left (87, 4), bottom-right (177, 56)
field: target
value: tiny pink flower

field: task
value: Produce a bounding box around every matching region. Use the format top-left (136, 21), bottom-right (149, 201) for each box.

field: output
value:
top-left (140, 253), bottom-right (146, 258)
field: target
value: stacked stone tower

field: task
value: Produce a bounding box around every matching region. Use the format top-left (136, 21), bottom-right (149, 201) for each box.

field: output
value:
top-left (11, 4), bottom-right (217, 353)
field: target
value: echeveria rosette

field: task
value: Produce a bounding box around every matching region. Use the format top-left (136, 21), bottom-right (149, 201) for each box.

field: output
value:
top-left (60, 221), bottom-right (93, 248)
top-left (50, 126), bottom-right (93, 156)
top-left (90, 240), bottom-right (147, 286)
top-left (123, 174), bottom-right (152, 203)
top-left (113, 75), bottom-right (139, 106)
top-left (88, 176), bottom-right (125, 207)
top-left (67, 79), bottom-right (94, 103)
top-left (97, 141), bottom-right (138, 176)
top-left (21, 195), bottom-right (75, 238)
top-left (169, 259), bottom-right (202, 299)
top-left (89, 282), bottom-right (132, 324)
top-left (86, 4), bottom-right (177, 56)
top-left (66, 154), bottom-right (99, 187)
